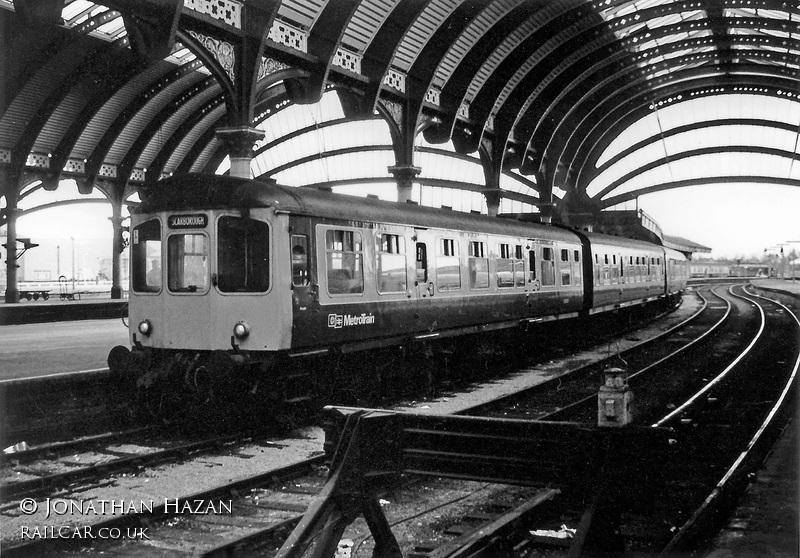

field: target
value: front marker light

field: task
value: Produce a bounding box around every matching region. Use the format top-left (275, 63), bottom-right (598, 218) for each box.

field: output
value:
top-left (138, 319), bottom-right (153, 336)
top-left (233, 321), bottom-right (250, 340)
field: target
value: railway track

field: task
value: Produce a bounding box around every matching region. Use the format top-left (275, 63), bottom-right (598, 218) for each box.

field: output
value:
top-left (0, 428), bottom-right (284, 503)
top-left (5, 284), bottom-right (796, 556)
top-left (4, 296), bottom-right (700, 555)
top-left (401, 282), bottom-right (797, 557)
top-left (273, 281), bottom-right (797, 557)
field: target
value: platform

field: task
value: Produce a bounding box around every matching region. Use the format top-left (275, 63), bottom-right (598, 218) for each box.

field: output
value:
top-left (0, 295), bottom-right (127, 326)
top-left (705, 417), bottom-right (798, 557)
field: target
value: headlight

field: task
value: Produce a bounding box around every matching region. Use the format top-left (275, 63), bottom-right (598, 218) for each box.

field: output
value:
top-left (138, 319), bottom-right (153, 336)
top-left (233, 321), bottom-right (250, 340)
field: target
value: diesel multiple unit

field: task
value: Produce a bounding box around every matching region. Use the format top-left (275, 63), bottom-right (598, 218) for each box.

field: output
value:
top-left (109, 175), bottom-right (688, 398)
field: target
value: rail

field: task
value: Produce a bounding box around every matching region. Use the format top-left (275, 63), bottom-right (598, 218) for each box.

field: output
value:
top-left (275, 407), bottom-right (674, 558)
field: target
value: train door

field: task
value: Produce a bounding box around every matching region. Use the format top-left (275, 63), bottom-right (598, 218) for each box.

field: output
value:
top-left (532, 241), bottom-right (560, 316)
top-left (524, 241), bottom-right (539, 313)
top-left (414, 232), bottom-right (434, 322)
top-left (289, 217), bottom-right (314, 311)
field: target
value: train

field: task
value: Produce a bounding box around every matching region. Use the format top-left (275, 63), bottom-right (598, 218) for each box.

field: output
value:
top-left (108, 174), bottom-right (689, 406)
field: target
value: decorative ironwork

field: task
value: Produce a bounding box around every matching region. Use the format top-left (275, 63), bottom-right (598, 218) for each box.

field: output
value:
top-left (131, 168), bottom-right (146, 182)
top-left (424, 88), bottom-right (440, 106)
top-left (63, 159), bottom-right (86, 173)
top-left (383, 69), bottom-right (405, 93)
top-left (183, 0), bottom-right (242, 29)
top-left (99, 164), bottom-right (118, 178)
top-left (26, 153), bottom-right (50, 169)
top-left (333, 48), bottom-right (361, 74)
top-left (189, 30), bottom-right (235, 82)
top-left (268, 19), bottom-right (307, 52)
top-left (0, 149), bottom-right (11, 164)
top-left (379, 99), bottom-right (403, 129)
top-left (258, 57), bottom-right (290, 81)
top-left (458, 102), bottom-right (470, 120)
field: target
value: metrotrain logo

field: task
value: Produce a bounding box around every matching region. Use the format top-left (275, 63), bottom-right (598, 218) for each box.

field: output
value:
top-left (328, 313), bottom-right (376, 329)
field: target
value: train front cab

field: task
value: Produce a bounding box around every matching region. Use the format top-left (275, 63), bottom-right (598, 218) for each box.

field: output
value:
top-left (114, 208), bottom-right (293, 378)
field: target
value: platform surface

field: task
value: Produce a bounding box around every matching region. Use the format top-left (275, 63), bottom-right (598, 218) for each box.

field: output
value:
top-left (705, 418), bottom-right (798, 558)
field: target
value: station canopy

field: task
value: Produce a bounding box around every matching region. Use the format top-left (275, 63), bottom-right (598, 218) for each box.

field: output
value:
top-left (1, 0), bottom-right (799, 223)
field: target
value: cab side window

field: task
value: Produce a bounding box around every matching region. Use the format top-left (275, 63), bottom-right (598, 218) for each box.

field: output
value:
top-left (291, 235), bottom-right (309, 286)
top-left (132, 219), bottom-right (162, 293)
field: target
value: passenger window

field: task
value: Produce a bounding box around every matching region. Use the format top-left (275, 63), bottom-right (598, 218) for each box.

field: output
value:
top-left (326, 229), bottom-right (363, 295)
top-left (528, 247), bottom-right (537, 283)
top-left (468, 241), bottom-right (489, 289)
top-left (217, 217), bottom-right (269, 292)
top-left (497, 243), bottom-right (513, 288)
top-left (514, 245), bottom-right (525, 287)
top-left (377, 233), bottom-right (407, 293)
top-left (169, 233), bottom-right (209, 293)
top-left (291, 235), bottom-right (309, 287)
top-left (559, 248), bottom-right (571, 286)
top-left (132, 219), bottom-right (162, 293)
top-left (437, 238), bottom-right (461, 291)
top-left (541, 247), bottom-right (556, 286)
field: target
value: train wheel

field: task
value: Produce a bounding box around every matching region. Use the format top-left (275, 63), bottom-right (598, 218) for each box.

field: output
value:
top-left (42, 293), bottom-right (49, 300)
top-left (33, 292), bottom-right (40, 300)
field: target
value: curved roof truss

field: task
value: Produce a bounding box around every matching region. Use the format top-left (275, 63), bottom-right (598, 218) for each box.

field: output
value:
top-left (0, 0), bottom-right (798, 222)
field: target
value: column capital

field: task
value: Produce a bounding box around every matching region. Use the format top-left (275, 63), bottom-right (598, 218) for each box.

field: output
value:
top-left (387, 164), bottom-right (421, 181)
top-left (215, 126), bottom-right (265, 159)
top-left (216, 126), bottom-right (265, 179)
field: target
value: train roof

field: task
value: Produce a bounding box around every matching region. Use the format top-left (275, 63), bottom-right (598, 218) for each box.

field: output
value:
top-left (137, 174), bottom-right (581, 242)
top-left (579, 229), bottom-right (668, 252)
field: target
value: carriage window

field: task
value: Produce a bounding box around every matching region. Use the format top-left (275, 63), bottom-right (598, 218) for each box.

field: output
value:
top-left (169, 234), bottom-right (209, 293)
top-left (468, 241), bottom-right (489, 289)
top-left (437, 238), bottom-right (461, 291)
top-left (514, 245), bottom-right (525, 287)
top-left (377, 233), bottom-right (407, 293)
top-left (216, 217), bottom-right (269, 292)
top-left (416, 242), bottom-right (428, 282)
top-left (291, 235), bottom-right (309, 287)
top-left (498, 243), bottom-right (524, 288)
top-left (559, 248), bottom-right (571, 286)
top-left (132, 219), bottom-right (162, 292)
top-left (541, 247), bottom-right (556, 286)
top-left (326, 229), bottom-right (363, 295)
top-left (497, 244), bottom-right (513, 288)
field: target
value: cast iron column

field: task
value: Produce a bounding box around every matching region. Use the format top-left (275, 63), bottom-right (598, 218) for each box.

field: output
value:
top-left (388, 164), bottom-right (421, 204)
top-left (4, 205), bottom-right (20, 303)
top-left (109, 208), bottom-right (125, 300)
top-left (216, 126), bottom-right (265, 179)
